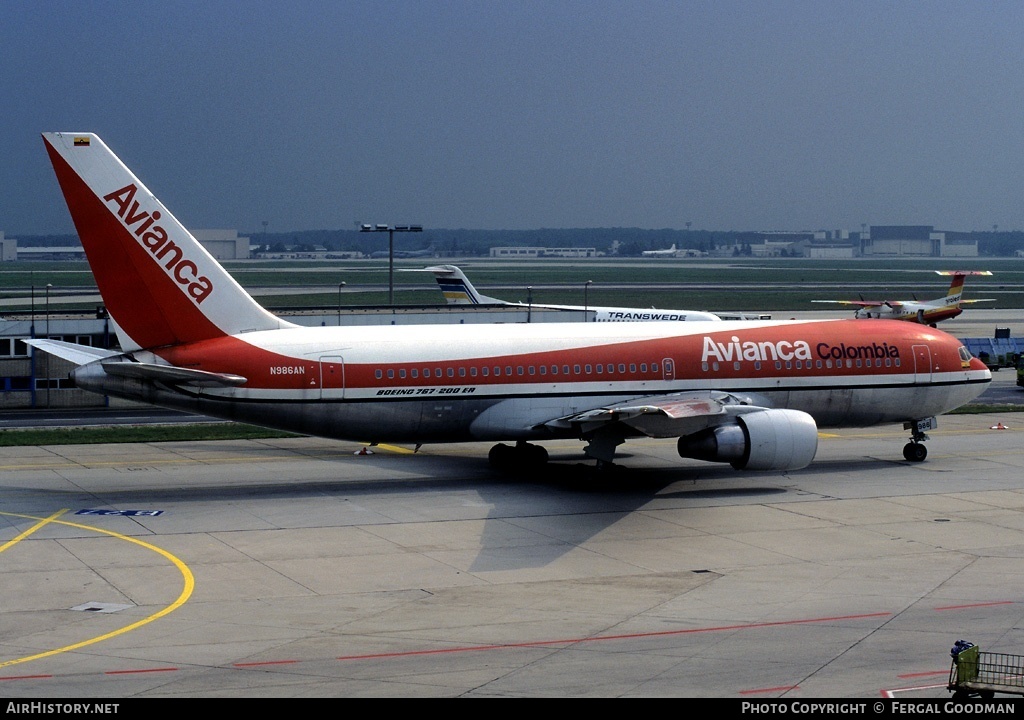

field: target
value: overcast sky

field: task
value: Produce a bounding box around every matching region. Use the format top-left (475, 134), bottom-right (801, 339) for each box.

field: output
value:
top-left (4, 1), bottom-right (1024, 236)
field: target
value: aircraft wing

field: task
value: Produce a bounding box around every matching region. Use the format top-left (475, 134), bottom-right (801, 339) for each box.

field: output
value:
top-left (961, 299), bottom-right (998, 304)
top-left (542, 390), bottom-right (771, 438)
top-left (811, 300), bottom-right (886, 307)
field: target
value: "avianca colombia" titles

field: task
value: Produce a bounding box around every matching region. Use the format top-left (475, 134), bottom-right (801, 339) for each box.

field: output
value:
top-left (701, 335), bottom-right (901, 363)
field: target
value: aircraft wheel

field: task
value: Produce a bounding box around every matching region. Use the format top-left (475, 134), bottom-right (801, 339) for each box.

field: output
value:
top-left (489, 443), bottom-right (514, 468)
top-left (524, 442), bottom-right (549, 466)
top-left (903, 442), bottom-right (927, 462)
top-left (489, 442), bottom-right (549, 470)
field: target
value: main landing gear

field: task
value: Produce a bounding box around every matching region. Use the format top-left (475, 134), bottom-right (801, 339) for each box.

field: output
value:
top-left (488, 441), bottom-right (549, 470)
top-left (902, 417), bottom-right (936, 463)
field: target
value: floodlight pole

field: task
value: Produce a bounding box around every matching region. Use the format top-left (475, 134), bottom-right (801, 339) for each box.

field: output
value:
top-left (360, 223), bottom-right (423, 305)
top-left (45, 284), bottom-right (52, 407)
top-left (29, 279), bottom-right (35, 407)
top-left (337, 282), bottom-right (346, 325)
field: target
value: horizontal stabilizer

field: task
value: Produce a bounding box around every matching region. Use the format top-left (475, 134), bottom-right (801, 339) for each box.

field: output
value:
top-left (101, 360), bottom-right (247, 387)
top-left (25, 339), bottom-right (118, 365)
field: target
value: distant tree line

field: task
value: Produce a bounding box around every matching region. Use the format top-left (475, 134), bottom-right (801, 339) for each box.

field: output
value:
top-left (16, 228), bottom-right (1024, 257)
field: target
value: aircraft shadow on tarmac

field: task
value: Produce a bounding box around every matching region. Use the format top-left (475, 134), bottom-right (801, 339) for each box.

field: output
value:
top-left (14, 450), bottom-right (795, 574)
top-left (472, 458), bottom-right (792, 572)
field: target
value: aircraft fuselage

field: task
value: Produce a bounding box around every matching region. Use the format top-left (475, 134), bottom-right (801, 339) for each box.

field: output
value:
top-left (73, 319), bottom-right (988, 444)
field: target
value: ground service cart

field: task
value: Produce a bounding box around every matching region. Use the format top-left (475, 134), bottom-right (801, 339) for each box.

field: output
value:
top-left (948, 641), bottom-right (1024, 699)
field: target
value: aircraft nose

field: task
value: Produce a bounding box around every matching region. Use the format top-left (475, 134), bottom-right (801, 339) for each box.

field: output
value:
top-left (969, 356), bottom-right (992, 377)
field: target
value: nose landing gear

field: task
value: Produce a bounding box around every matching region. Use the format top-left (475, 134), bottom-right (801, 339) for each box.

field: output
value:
top-left (902, 417), bottom-right (936, 463)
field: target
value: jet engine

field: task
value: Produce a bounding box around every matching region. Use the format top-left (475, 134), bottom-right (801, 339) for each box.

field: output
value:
top-left (676, 408), bottom-right (818, 471)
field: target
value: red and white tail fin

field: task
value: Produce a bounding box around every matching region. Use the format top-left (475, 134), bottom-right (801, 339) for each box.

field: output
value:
top-left (42, 132), bottom-right (293, 352)
top-left (935, 270), bottom-right (992, 308)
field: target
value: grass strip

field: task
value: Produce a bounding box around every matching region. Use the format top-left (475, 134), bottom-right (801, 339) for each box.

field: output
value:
top-left (0, 423), bottom-right (298, 446)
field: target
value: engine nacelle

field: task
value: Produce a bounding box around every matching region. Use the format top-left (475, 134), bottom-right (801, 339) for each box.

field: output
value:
top-left (676, 409), bottom-right (819, 471)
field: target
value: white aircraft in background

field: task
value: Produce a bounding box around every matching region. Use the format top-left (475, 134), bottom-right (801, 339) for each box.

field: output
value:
top-left (30, 132), bottom-right (990, 473)
top-left (812, 271), bottom-right (995, 326)
top-left (410, 264), bottom-right (723, 322)
top-left (417, 264), bottom-right (772, 322)
top-left (641, 244), bottom-right (679, 257)
top-left (370, 244), bottom-right (437, 259)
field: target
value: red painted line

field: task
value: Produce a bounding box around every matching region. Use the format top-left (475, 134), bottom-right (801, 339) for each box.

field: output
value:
top-left (2, 611), bottom-right (903, 683)
top-left (898, 670), bottom-right (948, 678)
top-left (336, 611), bottom-right (892, 662)
top-left (740, 685), bottom-right (800, 695)
top-left (934, 601), bottom-right (1015, 611)
top-left (233, 660), bottom-right (300, 667)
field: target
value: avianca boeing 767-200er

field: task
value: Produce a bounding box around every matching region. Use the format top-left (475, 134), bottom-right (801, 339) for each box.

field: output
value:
top-left (31, 132), bottom-right (991, 472)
